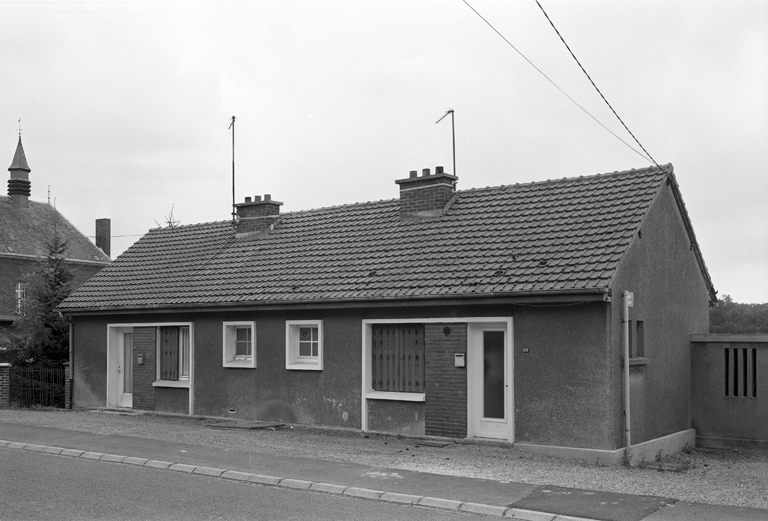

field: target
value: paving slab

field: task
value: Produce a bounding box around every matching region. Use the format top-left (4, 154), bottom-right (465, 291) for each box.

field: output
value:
top-left (510, 485), bottom-right (674, 521)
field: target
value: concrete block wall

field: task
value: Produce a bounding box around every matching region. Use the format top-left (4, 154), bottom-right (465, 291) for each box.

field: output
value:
top-left (132, 327), bottom-right (157, 411)
top-left (424, 323), bottom-right (467, 438)
top-left (691, 334), bottom-right (768, 450)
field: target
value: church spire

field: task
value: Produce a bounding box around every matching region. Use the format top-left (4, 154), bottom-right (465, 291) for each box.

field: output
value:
top-left (8, 136), bottom-right (31, 207)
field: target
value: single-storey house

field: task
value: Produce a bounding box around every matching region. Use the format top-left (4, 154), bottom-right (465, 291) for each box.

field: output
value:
top-left (59, 164), bottom-right (716, 463)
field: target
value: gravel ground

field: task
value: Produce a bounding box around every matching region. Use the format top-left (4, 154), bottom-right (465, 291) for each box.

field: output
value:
top-left (2, 408), bottom-right (766, 510)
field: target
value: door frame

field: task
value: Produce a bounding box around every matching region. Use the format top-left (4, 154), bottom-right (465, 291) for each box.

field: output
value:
top-left (467, 322), bottom-right (514, 442)
top-left (107, 326), bottom-right (134, 409)
top-left (117, 330), bottom-right (133, 408)
top-left (106, 322), bottom-right (195, 414)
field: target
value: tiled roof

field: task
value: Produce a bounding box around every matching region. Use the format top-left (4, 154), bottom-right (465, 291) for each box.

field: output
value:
top-left (0, 197), bottom-right (110, 264)
top-left (60, 165), bottom-right (692, 311)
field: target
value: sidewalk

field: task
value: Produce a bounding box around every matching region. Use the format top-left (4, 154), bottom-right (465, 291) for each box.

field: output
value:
top-left (1, 421), bottom-right (766, 521)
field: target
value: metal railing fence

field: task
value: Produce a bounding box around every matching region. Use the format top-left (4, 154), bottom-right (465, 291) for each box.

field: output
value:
top-left (10, 366), bottom-right (66, 408)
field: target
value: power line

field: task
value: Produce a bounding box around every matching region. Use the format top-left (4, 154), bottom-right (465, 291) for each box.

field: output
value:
top-left (534, 0), bottom-right (661, 169)
top-left (460, 0), bottom-right (653, 164)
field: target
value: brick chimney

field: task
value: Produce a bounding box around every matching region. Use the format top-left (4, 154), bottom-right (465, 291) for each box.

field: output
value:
top-left (234, 194), bottom-right (283, 236)
top-left (395, 166), bottom-right (457, 219)
top-left (96, 218), bottom-right (111, 257)
top-left (7, 137), bottom-right (31, 208)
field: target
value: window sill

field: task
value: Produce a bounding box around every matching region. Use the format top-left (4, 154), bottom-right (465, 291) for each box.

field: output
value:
top-left (365, 391), bottom-right (425, 402)
top-left (286, 361), bottom-right (322, 371)
top-left (152, 380), bottom-right (190, 388)
top-left (629, 357), bottom-right (650, 366)
top-left (224, 359), bottom-right (255, 369)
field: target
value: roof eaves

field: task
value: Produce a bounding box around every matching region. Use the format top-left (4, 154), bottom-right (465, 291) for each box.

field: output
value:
top-left (58, 286), bottom-right (611, 315)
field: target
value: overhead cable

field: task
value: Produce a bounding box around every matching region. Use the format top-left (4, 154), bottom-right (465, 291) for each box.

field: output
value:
top-left (460, 0), bottom-right (653, 164)
top-left (534, 0), bottom-right (661, 169)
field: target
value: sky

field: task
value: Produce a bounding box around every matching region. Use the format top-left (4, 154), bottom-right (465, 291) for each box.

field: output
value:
top-left (0, 0), bottom-right (766, 303)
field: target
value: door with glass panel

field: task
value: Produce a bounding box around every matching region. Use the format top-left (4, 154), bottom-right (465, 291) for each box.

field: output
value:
top-left (118, 332), bottom-right (133, 408)
top-left (469, 324), bottom-right (511, 440)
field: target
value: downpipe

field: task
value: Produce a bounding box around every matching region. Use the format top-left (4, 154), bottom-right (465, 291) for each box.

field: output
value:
top-left (622, 291), bottom-right (633, 465)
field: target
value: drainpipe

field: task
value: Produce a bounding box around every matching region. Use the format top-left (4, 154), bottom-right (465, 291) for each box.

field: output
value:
top-left (622, 291), bottom-right (634, 464)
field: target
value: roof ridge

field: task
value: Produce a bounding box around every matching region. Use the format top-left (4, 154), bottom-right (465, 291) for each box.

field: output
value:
top-left (457, 164), bottom-right (671, 194)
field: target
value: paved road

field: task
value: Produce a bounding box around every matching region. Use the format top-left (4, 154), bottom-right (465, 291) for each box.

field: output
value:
top-left (0, 449), bottom-right (477, 521)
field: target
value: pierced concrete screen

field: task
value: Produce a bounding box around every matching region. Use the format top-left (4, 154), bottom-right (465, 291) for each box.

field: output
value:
top-left (725, 347), bottom-right (757, 398)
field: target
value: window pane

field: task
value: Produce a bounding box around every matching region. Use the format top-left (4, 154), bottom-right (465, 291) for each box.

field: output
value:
top-left (235, 327), bottom-right (251, 356)
top-left (483, 331), bottom-right (505, 419)
top-left (299, 341), bottom-right (312, 357)
top-left (179, 327), bottom-right (190, 378)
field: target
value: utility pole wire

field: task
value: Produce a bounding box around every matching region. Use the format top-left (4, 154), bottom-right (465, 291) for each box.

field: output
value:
top-left (460, 0), bottom-right (653, 164)
top-left (534, 0), bottom-right (662, 169)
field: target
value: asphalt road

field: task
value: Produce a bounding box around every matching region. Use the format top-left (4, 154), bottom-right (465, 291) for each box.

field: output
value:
top-left (0, 449), bottom-right (480, 521)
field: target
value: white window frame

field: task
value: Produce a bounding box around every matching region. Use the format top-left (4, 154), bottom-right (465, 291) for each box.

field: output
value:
top-left (223, 321), bottom-right (256, 369)
top-left (286, 320), bottom-right (323, 370)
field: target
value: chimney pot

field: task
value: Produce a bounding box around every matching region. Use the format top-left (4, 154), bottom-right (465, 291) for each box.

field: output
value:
top-left (254, 195), bottom-right (262, 202)
top-left (436, 166), bottom-right (444, 174)
top-left (422, 168), bottom-right (430, 177)
top-left (264, 194), bottom-right (272, 202)
top-left (409, 170), bottom-right (418, 178)
top-left (245, 197), bottom-right (252, 203)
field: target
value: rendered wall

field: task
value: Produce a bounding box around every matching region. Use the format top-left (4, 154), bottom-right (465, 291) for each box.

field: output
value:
top-left (609, 184), bottom-right (711, 449)
top-left (691, 335), bottom-right (768, 449)
top-left (70, 302), bottom-right (618, 448)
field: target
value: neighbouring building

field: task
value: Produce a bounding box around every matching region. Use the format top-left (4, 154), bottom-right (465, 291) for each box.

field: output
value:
top-left (0, 137), bottom-right (111, 342)
top-left (59, 164), bottom-right (716, 463)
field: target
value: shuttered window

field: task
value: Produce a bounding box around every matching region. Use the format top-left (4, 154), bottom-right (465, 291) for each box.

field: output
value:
top-left (160, 326), bottom-right (191, 381)
top-left (372, 324), bottom-right (424, 393)
top-left (160, 327), bottom-right (179, 381)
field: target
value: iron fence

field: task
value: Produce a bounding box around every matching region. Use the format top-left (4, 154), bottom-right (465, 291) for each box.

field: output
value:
top-left (10, 366), bottom-right (66, 408)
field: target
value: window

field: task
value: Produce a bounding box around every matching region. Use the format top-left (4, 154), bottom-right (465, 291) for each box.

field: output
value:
top-left (15, 281), bottom-right (26, 315)
top-left (371, 324), bottom-right (424, 393)
top-left (286, 320), bottom-right (323, 370)
top-left (223, 321), bottom-right (256, 368)
top-left (159, 326), bottom-right (190, 381)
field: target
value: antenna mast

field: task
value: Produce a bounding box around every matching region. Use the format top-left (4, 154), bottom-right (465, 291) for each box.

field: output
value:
top-left (229, 115), bottom-right (236, 226)
top-left (436, 109), bottom-right (456, 177)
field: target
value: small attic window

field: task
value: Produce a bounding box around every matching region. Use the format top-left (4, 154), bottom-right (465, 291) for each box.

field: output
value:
top-left (92, 255), bottom-right (101, 260)
top-left (5, 245), bottom-right (15, 253)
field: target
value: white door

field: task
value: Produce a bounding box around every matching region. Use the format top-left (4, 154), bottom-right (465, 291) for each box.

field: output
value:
top-left (117, 332), bottom-right (133, 408)
top-left (469, 323), bottom-right (512, 441)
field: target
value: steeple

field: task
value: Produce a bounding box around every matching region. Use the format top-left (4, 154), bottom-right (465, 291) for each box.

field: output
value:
top-left (8, 136), bottom-right (31, 208)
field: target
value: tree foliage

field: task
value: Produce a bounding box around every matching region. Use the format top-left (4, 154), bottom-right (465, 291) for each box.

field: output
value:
top-left (0, 236), bottom-right (73, 366)
top-left (710, 295), bottom-right (768, 334)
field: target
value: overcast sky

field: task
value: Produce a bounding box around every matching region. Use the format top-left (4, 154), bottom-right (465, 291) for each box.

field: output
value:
top-left (1, 1), bottom-right (766, 303)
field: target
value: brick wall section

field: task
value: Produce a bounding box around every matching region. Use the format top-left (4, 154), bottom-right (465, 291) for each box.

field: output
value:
top-left (132, 327), bottom-right (156, 411)
top-left (235, 199), bottom-right (283, 235)
top-left (0, 363), bottom-right (10, 408)
top-left (63, 362), bottom-right (72, 409)
top-left (424, 323), bottom-right (467, 438)
top-left (395, 173), bottom-right (456, 219)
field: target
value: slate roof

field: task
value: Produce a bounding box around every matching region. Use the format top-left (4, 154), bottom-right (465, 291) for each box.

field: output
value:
top-left (59, 165), bottom-right (714, 311)
top-left (0, 196), bottom-right (110, 264)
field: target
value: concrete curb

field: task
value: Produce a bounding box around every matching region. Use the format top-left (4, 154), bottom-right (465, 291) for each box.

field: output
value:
top-left (0, 439), bottom-right (599, 520)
